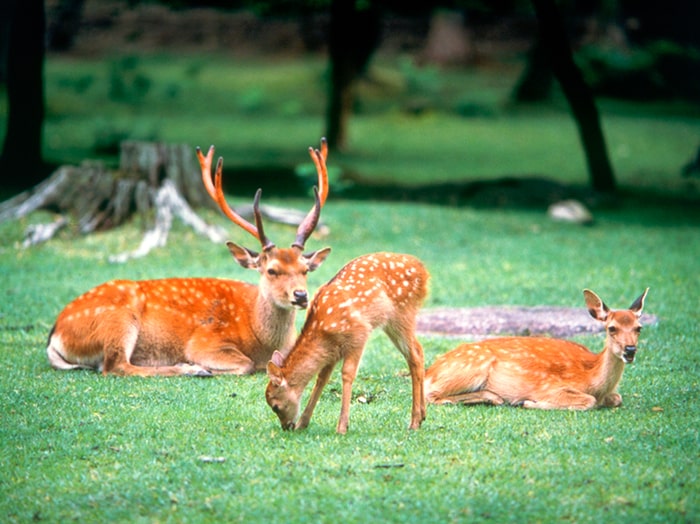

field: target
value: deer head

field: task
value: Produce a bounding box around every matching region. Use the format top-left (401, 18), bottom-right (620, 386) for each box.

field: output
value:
top-left (196, 139), bottom-right (331, 310)
top-left (584, 288), bottom-right (649, 363)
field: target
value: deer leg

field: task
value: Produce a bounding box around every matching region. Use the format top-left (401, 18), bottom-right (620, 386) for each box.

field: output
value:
top-left (435, 390), bottom-right (505, 406)
top-left (385, 323), bottom-right (426, 429)
top-left (521, 387), bottom-right (597, 410)
top-left (296, 363), bottom-right (336, 430)
top-left (599, 392), bottom-right (622, 408)
top-left (95, 314), bottom-right (210, 377)
top-left (337, 349), bottom-right (364, 435)
top-left (185, 345), bottom-right (258, 375)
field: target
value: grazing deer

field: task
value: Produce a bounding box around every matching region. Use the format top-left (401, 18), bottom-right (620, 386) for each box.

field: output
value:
top-left (424, 288), bottom-right (649, 410)
top-left (265, 252), bottom-right (430, 434)
top-left (45, 139), bottom-right (332, 377)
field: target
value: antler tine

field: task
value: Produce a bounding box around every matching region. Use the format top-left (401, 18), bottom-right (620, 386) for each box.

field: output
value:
top-left (293, 186), bottom-right (321, 250)
top-left (291, 138), bottom-right (330, 250)
top-left (196, 145), bottom-right (218, 201)
top-left (196, 145), bottom-right (262, 244)
top-left (309, 137), bottom-right (329, 207)
top-left (253, 189), bottom-right (275, 251)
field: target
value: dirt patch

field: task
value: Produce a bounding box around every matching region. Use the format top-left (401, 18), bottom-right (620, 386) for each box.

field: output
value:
top-left (416, 306), bottom-right (658, 339)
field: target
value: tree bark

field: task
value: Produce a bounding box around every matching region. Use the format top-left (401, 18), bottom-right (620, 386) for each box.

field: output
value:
top-left (513, 34), bottom-right (554, 102)
top-left (326, 0), bottom-right (382, 151)
top-left (531, 0), bottom-right (617, 193)
top-left (0, 0), bottom-right (47, 190)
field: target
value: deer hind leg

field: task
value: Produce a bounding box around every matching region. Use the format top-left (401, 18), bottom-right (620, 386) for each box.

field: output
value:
top-left (296, 363), bottom-right (336, 430)
top-left (385, 321), bottom-right (426, 430)
top-left (47, 333), bottom-right (102, 371)
top-left (102, 315), bottom-right (211, 377)
top-left (433, 389), bottom-right (505, 406)
top-left (521, 387), bottom-right (597, 410)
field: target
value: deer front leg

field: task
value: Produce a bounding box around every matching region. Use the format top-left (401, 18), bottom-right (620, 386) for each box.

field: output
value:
top-left (521, 387), bottom-right (597, 410)
top-left (185, 337), bottom-right (257, 375)
top-left (599, 392), bottom-right (622, 408)
top-left (435, 389), bottom-right (505, 406)
top-left (337, 351), bottom-right (363, 434)
top-left (296, 363), bottom-right (336, 430)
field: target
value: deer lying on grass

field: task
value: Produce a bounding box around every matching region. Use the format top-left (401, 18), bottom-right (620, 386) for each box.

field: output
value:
top-left (424, 288), bottom-right (649, 410)
top-left (45, 139), bottom-right (332, 377)
top-left (265, 252), bottom-right (430, 434)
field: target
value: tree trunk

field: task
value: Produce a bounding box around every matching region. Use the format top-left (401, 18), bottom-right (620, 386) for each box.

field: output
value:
top-left (0, 0), bottom-right (47, 190)
top-left (513, 34), bottom-right (554, 102)
top-left (46, 0), bottom-right (86, 51)
top-left (531, 0), bottom-right (617, 193)
top-left (326, 0), bottom-right (382, 151)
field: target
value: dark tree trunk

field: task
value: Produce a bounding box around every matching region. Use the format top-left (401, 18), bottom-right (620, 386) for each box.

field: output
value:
top-left (326, 0), bottom-right (382, 151)
top-left (513, 34), bottom-right (554, 102)
top-left (46, 0), bottom-right (86, 51)
top-left (531, 0), bottom-right (617, 193)
top-left (0, 0), bottom-right (47, 190)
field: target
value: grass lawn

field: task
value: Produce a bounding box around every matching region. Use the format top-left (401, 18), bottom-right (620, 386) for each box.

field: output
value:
top-left (1, 53), bottom-right (699, 522)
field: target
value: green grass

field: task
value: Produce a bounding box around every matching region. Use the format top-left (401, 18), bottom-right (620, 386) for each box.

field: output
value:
top-left (1, 53), bottom-right (699, 522)
top-left (1, 195), bottom-right (699, 523)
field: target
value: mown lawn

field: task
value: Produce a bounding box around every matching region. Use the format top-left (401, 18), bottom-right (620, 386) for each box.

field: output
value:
top-left (1, 191), bottom-right (698, 523)
top-left (1, 53), bottom-right (699, 523)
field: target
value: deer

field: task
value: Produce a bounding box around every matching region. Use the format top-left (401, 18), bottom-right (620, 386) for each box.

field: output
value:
top-left (45, 139), bottom-right (332, 377)
top-left (424, 288), bottom-right (649, 410)
top-left (265, 252), bottom-right (430, 434)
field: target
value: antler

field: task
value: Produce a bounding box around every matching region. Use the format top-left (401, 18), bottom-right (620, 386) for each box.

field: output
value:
top-left (292, 137), bottom-right (329, 250)
top-left (196, 145), bottom-right (273, 250)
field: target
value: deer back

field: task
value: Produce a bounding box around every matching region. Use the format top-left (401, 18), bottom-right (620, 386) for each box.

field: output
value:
top-left (303, 252), bottom-right (429, 337)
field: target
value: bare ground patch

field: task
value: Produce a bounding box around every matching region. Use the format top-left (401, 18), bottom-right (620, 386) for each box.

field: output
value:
top-left (417, 306), bottom-right (658, 339)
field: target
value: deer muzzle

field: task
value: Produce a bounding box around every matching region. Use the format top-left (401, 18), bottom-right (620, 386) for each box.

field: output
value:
top-left (292, 290), bottom-right (309, 309)
top-left (623, 345), bottom-right (637, 363)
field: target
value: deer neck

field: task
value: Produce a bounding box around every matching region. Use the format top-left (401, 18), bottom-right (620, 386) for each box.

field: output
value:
top-left (252, 293), bottom-right (297, 352)
top-left (588, 339), bottom-right (626, 399)
top-left (281, 332), bottom-right (328, 394)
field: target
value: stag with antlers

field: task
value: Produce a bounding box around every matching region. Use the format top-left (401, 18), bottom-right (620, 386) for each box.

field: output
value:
top-left (45, 139), bottom-right (331, 377)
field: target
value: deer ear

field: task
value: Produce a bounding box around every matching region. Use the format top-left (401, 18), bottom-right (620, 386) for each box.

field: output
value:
top-left (303, 247), bottom-right (331, 272)
top-left (629, 288), bottom-right (649, 317)
top-left (266, 360), bottom-right (286, 387)
top-left (271, 350), bottom-right (285, 367)
top-left (227, 241), bottom-right (260, 269)
top-left (583, 289), bottom-right (610, 322)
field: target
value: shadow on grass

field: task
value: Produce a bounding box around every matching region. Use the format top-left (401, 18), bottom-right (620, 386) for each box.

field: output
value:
top-left (229, 164), bottom-right (700, 227)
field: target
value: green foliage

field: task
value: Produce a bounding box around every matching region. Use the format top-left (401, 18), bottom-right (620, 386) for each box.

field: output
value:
top-left (1, 191), bottom-right (698, 522)
top-left (8, 53), bottom-right (695, 191)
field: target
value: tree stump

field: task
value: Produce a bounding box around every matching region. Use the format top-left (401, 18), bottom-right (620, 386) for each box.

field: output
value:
top-left (0, 141), bottom-right (328, 262)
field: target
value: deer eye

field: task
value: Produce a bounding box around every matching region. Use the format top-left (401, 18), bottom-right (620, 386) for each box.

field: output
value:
top-left (635, 326), bottom-right (642, 333)
top-left (607, 326), bottom-right (617, 334)
top-left (267, 268), bottom-right (278, 277)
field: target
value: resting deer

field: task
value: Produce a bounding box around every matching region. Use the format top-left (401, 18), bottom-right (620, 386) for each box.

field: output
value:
top-left (424, 288), bottom-right (649, 410)
top-left (265, 252), bottom-right (430, 434)
top-left (45, 139), bottom-right (332, 377)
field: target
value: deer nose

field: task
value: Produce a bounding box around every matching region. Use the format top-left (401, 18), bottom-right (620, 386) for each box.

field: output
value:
top-left (292, 290), bottom-right (308, 308)
top-left (623, 345), bottom-right (637, 363)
